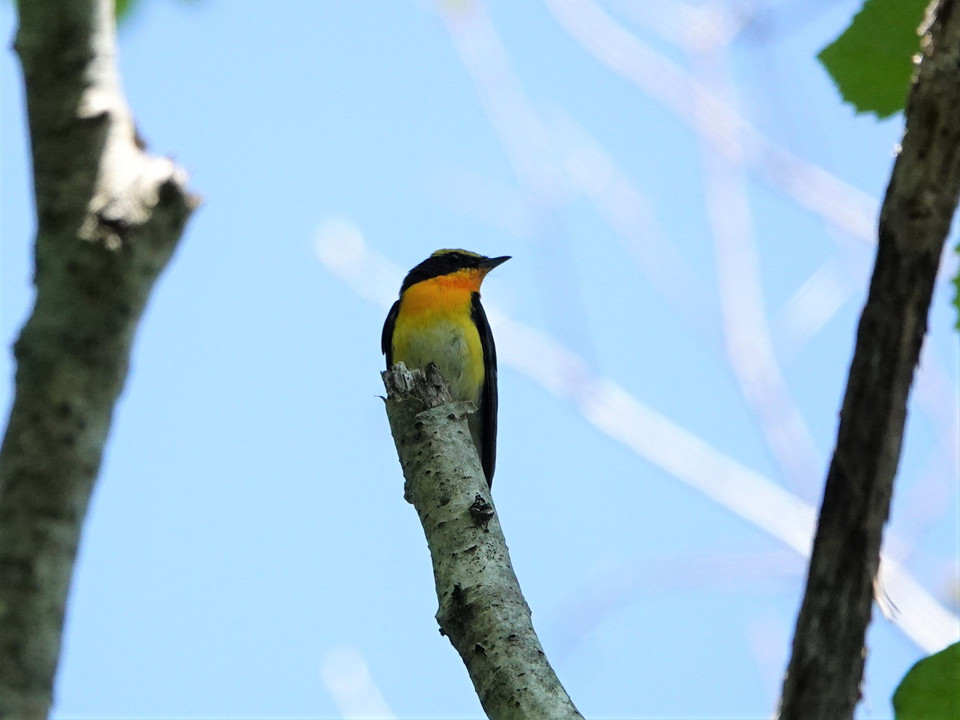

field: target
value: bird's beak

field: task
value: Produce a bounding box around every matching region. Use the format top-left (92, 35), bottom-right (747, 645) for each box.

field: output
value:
top-left (480, 255), bottom-right (511, 271)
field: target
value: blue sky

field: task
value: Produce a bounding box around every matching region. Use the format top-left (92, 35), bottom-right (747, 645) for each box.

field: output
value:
top-left (1, 1), bottom-right (958, 718)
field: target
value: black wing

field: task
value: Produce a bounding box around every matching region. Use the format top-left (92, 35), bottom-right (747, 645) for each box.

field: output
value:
top-left (382, 300), bottom-right (400, 369)
top-left (471, 293), bottom-right (498, 487)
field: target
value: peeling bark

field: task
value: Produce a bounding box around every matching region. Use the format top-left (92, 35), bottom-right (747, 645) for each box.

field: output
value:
top-left (779, 2), bottom-right (960, 718)
top-left (0, 2), bottom-right (197, 717)
top-left (383, 363), bottom-right (582, 720)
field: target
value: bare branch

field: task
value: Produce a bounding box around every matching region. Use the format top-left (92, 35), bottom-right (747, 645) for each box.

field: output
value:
top-left (382, 363), bottom-right (582, 720)
top-left (0, 1), bottom-right (197, 717)
top-left (779, 1), bottom-right (960, 718)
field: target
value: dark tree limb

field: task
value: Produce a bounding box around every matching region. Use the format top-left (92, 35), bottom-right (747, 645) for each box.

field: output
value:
top-left (0, 1), bottom-right (197, 717)
top-left (383, 363), bottom-right (582, 720)
top-left (779, 2), bottom-right (960, 719)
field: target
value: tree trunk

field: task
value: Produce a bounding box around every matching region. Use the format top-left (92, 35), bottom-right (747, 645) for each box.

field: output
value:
top-left (779, 2), bottom-right (960, 718)
top-left (0, 2), bottom-right (196, 717)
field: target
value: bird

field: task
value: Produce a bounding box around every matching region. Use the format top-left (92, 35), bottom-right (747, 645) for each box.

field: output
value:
top-left (382, 249), bottom-right (510, 487)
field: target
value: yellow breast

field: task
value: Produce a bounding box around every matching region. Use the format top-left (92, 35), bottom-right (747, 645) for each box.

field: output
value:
top-left (391, 276), bottom-right (485, 405)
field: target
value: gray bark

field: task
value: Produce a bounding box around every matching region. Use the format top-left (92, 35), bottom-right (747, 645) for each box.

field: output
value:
top-left (0, 1), bottom-right (196, 717)
top-left (779, 2), bottom-right (960, 718)
top-left (383, 363), bottom-right (582, 720)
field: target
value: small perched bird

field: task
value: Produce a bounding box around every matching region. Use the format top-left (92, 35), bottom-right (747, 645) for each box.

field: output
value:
top-left (382, 249), bottom-right (510, 487)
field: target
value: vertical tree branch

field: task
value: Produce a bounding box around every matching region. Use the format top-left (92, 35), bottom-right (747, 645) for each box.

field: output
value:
top-left (779, 2), bottom-right (960, 718)
top-left (383, 364), bottom-right (582, 720)
top-left (0, 1), bottom-right (197, 717)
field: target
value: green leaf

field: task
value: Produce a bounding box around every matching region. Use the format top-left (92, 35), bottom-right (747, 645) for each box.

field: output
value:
top-left (818, 0), bottom-right (929, 118)
top-left (952, 241), bottom-right (960, 331)
top-left (116, 0), bottom-right (135, 20)
top-left (115, 0), bottom-right (201, 24)
top-left (893, 641), bottom-right (960, 720)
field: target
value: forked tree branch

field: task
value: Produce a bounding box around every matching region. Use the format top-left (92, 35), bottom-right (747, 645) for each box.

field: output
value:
top-left (0, 1), bottom-right (196, 717)
top-left (779, 2), bottom-right (960, 718)
top-left (382, 363), bottom-right (582, 720)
